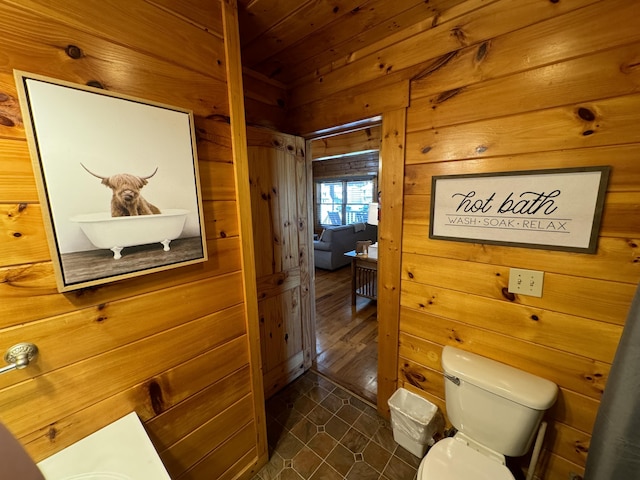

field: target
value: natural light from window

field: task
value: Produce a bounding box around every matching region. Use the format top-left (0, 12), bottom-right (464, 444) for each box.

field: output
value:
top-left (317, 179), bottom-right (374, 226)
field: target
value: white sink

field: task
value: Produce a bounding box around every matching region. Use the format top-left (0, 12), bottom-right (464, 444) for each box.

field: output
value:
top-left (37, 412), bottom-right (171, 480)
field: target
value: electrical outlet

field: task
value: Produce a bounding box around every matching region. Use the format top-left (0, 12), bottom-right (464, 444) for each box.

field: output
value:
top-left (508, 268), bottom-right (544, 297)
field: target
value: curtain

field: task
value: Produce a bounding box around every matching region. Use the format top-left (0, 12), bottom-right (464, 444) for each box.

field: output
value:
top-left (584, 282), bottom-right (640, 479)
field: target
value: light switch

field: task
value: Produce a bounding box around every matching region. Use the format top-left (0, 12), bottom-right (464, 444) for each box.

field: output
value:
top-left (508, 268), bottom-right (544, 297)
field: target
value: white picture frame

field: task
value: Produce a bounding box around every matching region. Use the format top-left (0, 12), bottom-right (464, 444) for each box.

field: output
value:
top-left (15, 70), bottom-right (208, 292)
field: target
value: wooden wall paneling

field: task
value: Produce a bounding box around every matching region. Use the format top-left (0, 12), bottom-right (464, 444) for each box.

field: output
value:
top-left (0, 236), bottom-right (242, 329)
top-left (22, 349), bottom-right (250, 462)
top-left (545, 422), bottom-right (590, 471)
top-left (0, 9), bottom-right (228, 124)
top-left (237, 0), bottom-right (313, 47)
top-left (540, 452), bottom-right (584, 480)
top-left (402, 225), bottom-right (639, 284)
top-left (0, 0), bottom-right (264, 478)
top-left (298, 136), bottom-right (316, 369)
top-left (176, 421), bottom-right (256, 479)
top-left (407, 94), bottom-right (640, 164)
top-left (404, 146), bottom-right (640, 195)
top-left (146, 0), bottom-right (224, 35)
top-left (410, 2), bottom-right (640, 104)
top-left (221, 0), bottom-right (268, 477)
top-left (408, 42), bottom-right (640, 132)
top-left (160, 393), bottom-right (254, 476)
top-left (0, 203), bottom-right (49, 265)
top-left (401, 252), bottom-right (634, 326)
top-left (242, 68), bottom-right (288, 129)
top-left (1, 316), bottom-right (248, 442)
top-left (201, 200), bottom-right (239, 239)
top-left (0, 139), bottom-right (36, 202)
top-left (310, 126), bottom-right (381, 160)
top-left (290, 80), bottom-right (409, 137)
top-left (312, 152), bottom-right (380, 180)
top-left (269, 0), bottom-right (467, 85)
top-left (288, 0), bottom-right (598, 109)
top-left (0, 280), bottom-right (245, 390)
top-left (399, 307), bottom-right (609, 400)
top-left (240, 0), bottom-right (364, 67)
top-left (376, 108), bottom-right (407, 417)
top-left (401, 282), bottom-right (622, 363)
top-left (6, 0), bottom-right (227, 80)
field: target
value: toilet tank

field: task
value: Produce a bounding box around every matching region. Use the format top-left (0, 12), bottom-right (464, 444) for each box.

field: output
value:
top-left (442, 346), bottom-right (558, 457)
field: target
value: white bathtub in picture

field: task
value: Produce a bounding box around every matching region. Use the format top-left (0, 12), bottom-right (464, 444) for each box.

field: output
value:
top-left (71, 209), bottom-right (189, 259)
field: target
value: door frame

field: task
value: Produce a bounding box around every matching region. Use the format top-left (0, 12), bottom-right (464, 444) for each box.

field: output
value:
top-left (304, 108), bottom-right (406, 418)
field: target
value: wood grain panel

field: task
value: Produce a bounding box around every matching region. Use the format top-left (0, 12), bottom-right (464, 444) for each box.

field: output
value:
top-left (0, 236), bottom-right (241, 326)
top-left (161, 394), bottom-right (254, 476)
top-left (411, 2), bottom-right (640, 103)
top-left (221, 2), bottom-right (268, 475)
top-left (290, 80), bottom-right (409, 137)
top-left (0, 291), bottom-right (245, 391)
top-left (403, 224), bottom-right (640, 284)
top-left (202, 200), bottom-right (239, 239)
top-left (311, 126), bottom-right (381, 160)
top-left (0, 321), bottom-right (249, 441)
top-left (241, 0), bottom-right (364, 67)
top-left (312, 152), bottom-right (379, 182)
top-left (22, 354), bottom-right (250, 462)
top-left (545, 422), bottom-right (590, 471)
top-left (5, 0), bottom-right (227, 79)
top-left (147, 0), bottom-right (224, 35)
top-left (408, 42), bottom-right (640, 131)
top-left (401, 282), bottom-right (622, 363)
top-left (404, 145), bottom-right (640, 195)
top-left (147, 364), bottom-right (252, 451)
top-left (376, 108), bottom-right (406, 416)
top-left (0, 9), bottom-right (227, 129)
top-left (0, 139), bottom-right (36, 203)
top-left (269, 0), bottom-right (467, 85)
top-left (176, 421), bottom-right (255, 479)
top-left (289, 0), bottom-right (598, 108)
top-left (399, 307), bottom-right (609, 400)
top-left (407, 94), bottom-right (640, 163)
top-left (0, 203), bottom-right (49, 265)
top-left (401, 252), bottom-right (634, 326)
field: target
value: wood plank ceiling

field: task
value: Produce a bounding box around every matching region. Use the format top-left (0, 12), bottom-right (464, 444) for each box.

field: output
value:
top-left (237, 0), bottom-right (467, 87)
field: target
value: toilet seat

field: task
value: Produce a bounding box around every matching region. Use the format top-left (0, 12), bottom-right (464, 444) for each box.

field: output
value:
top-left (418, 437), bottom-right (515, 480)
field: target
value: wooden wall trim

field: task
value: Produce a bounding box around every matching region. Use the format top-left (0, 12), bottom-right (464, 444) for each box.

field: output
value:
top-left (220, 0), bottom-right (268, 477)
top-left (376, 108), bottom-right (406, 417)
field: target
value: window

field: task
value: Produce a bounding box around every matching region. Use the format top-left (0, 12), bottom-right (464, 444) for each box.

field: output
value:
top-left (316, 178), bottom-right (374, 226)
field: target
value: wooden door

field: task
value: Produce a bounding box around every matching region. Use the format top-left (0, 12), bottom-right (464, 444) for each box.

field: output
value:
top-left (247, 126), bottom-right (315, 399)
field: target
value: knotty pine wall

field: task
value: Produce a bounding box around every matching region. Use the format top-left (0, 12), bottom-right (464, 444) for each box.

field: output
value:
top-left (277, 1), bottom-right (640, 479)
top-left (0, 1), bottom-right (265, 479)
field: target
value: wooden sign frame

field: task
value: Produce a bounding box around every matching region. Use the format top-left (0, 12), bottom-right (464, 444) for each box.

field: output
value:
top-left (14, 71), bottom-right (208, 292)
top-left (429, 166), bottom-right (610, 254)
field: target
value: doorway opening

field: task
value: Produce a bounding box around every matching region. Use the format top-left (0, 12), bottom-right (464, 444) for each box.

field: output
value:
top-left (308, 118), bottom-right (382, 405)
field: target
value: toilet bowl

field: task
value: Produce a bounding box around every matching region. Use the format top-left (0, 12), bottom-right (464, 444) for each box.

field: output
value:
top-left (417, 435), bottom-right (515, 480)
top-left (416, 346), bottom-right (557, 479)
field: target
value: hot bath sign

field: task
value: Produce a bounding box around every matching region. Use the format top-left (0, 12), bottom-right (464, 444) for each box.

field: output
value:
top-left (429, 167), bottom-right (610, 254)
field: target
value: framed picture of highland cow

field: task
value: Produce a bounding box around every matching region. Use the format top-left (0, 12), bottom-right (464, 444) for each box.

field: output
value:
top-left (14, 70), bottom-right (208, 292)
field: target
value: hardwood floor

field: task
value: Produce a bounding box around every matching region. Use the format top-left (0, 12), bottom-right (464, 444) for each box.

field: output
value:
top-left (313, 265), bottom-right (378, 404)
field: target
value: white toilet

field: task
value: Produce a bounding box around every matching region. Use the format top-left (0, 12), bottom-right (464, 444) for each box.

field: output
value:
top-left (417, 346), bottom-right (558, 479)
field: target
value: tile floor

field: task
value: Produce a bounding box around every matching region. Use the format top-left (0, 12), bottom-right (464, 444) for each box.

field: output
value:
top-left (251, 370), bottom-right (421, 480)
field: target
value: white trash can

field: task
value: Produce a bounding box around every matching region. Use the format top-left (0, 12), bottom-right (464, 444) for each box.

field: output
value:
top-left (388, 388), bottom-right (444, 457)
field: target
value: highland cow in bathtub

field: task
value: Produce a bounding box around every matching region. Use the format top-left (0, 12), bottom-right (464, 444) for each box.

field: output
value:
top-left (81, 163), bottom-right (161, 217)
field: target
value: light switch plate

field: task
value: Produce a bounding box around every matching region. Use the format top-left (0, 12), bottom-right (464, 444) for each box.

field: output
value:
top-left (508, 268), bottom-right (544, 297)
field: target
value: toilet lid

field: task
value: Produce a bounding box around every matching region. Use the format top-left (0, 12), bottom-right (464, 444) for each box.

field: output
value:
top-left (419, 437), bottom-right (515, 480)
